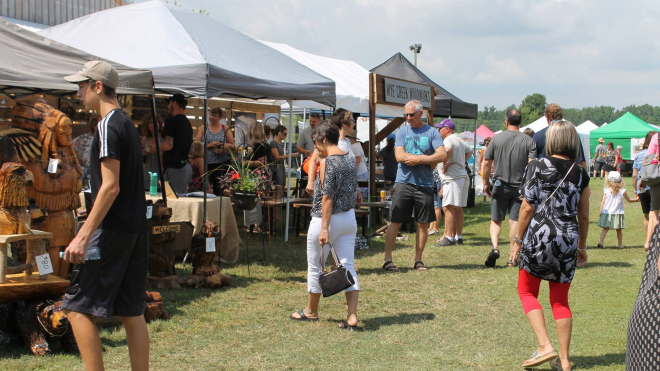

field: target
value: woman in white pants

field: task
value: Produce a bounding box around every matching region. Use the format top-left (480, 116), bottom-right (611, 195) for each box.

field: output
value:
top-left (290, 121), bottom-right (361, 330)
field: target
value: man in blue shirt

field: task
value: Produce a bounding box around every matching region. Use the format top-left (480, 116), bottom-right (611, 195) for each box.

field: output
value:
top-left (382, 100), bottom-right (446, 272)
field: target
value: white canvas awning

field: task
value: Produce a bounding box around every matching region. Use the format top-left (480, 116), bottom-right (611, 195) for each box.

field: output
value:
top-left (519, 116), bottom-right (548, 133)
top-left (576, 120), bottom-right (599, 134)
top-left (39, 0), bottom-right (335, 103)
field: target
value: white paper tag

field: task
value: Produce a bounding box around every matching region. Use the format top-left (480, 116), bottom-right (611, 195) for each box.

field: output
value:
top-left (206, 237), bottom-right (216, 252)
top-left (35, 253), bottom-right (54, 275)
top-left (146, 206), bottom-right (153, 219)
top-left (47, 158), bottom-right (58, 174)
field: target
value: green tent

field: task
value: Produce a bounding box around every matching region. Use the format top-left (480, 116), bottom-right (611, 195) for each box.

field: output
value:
top-left (589, 112), bottom-right (657, 160)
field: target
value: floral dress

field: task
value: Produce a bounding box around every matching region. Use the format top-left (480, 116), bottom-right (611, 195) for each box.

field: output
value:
top-left (519, 157), bottom-right (589, 283)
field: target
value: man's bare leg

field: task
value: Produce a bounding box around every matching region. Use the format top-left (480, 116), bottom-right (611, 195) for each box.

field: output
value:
top-left (442, 206), bottom-right (455, 239)
top-left (509, 219), bottom-right (518, 257)
top-left (415, 222), bottom-right (429, 262)
top-left (121, 315), bottom-right (150, 371)
top-left (490, 220), bottom-right (502, 248)
top-left (455, 207), bottom-right (465, 237)
top-left (65, 310), bottom-right (104, 371)
top-left (384, 221), bottom-right (402, 262)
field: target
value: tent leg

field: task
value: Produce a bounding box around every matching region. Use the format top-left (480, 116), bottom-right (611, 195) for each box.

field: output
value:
top-left (285, 100), bottom-right (293, 242)
top-left (150, 94), bottom-right (166, 207)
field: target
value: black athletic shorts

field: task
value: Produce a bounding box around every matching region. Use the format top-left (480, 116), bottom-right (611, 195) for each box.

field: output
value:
top-left (491, 183), bottom-right (522, 222)
top-left (63, 229), bottom-right (148, 318)
top-left (639, 191), bottom-right (651, 214)
top-left (390, 182), bottom-right (436, 224)
top-left (593, 162), bottom-right (605, 172)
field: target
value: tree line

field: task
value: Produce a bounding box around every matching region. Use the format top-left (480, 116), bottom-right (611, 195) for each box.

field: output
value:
top-left (447, 93), bottom-right (660, 134)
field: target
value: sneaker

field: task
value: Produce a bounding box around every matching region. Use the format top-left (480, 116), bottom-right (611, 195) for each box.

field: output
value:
top-left (435, 237), bottom-right (455, 247)
top-left (455, 237), bottom-right (463, 245)
top-left (428, 229), bottom-right (438, 236)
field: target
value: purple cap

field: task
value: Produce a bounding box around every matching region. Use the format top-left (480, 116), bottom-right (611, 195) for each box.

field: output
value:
top-left (435, 118), bottom-right (455, 130)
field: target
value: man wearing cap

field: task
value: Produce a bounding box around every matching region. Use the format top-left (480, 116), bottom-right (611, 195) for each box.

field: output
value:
top-left (379, 133), bottom-right (398, 185)
top-left (532, 103), bottom-right (587, 170)
top-left (160, 93), bottom-right (193, 194)
top-left (592, 137), bottom-right (607, 179)
top-left (382, 100), bottom-right (446, 272)
top-left (482, 109), bottom-right (536, 267)
top-left (62, 61), bottom-right (149, 370)
top-left (435, 119), bottom-right (473, 246)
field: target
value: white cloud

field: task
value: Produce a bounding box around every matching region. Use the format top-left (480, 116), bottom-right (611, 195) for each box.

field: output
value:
top-left (475, 55), bottom-right (528, 83)
top-left (417, 56), bottom-right (452, 76)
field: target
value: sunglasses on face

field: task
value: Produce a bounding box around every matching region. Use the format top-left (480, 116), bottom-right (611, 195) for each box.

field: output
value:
top-left (404, 111), bottom-right (419, 118)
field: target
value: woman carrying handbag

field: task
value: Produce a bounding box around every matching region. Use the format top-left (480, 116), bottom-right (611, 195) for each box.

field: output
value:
top-left (511, 121), bottom-right (590, 371)
top-left (289, 121), bottom-right (362, 331)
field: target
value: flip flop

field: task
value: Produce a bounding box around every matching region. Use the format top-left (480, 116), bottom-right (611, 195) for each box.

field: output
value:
top-left (382, 261), bottom-right (399, 272)
top-left (522, 350), bottom-right (559, 368)
top-left (550, 357), bottom-right (571, 371)
top-left (289, 310), bottom-right (318, 322)
top-left (338, 320), bottom-right (363, 332)
top-left (413, 261), bottom-right (428, 271)
top-left (507, 260), bottom-right (515, 267)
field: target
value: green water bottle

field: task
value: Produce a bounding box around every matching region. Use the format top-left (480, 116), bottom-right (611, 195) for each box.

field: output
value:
top-left (149, 172), bottom-right (158, 196)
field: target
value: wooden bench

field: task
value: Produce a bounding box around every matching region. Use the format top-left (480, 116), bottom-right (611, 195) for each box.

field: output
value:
top-left (0, 230), bottom-right (53, 284)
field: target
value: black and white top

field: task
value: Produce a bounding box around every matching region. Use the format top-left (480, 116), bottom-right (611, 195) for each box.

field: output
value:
top-left (202, 125), bottom-right (230, 164)
top-left (519, 157), bottom-right (589, 283)
top-left (311, 154), bottom-right (357, 218)
top-left (91, 109), bottom-right (147, 234)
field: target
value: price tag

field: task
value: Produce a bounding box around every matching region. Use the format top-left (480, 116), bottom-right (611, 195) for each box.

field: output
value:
top-left (47, 158), bottom-right (58, 174)
top-left (146, 206), bottom-right (153, 219)
top-left (35, 253), bottom-right (54, 275)
top-left (206, 237), bottom-right (216, 252)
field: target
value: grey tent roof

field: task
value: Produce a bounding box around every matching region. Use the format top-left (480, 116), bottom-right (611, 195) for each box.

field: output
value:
top-left (371, 53), bottom-right (478, 119)
top-left (40, 0), bottom-right (336, 105)
top-left (0, 18), bottom-right (154, 96)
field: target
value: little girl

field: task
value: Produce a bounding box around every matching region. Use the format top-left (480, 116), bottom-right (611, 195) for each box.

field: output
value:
top-left (597, 171), bottom-right (638, 248)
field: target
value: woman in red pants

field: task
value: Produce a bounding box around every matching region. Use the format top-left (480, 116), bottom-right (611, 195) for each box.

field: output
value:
top-left (511, 121), bottom-right (590, 371)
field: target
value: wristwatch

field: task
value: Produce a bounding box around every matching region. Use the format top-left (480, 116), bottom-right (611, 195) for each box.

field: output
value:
top-left (514, 235), bottom-right (523, 244)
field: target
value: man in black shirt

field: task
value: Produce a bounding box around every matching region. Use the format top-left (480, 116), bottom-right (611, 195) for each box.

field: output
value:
top-left (62, 61), bottom-right (149, 371)
top-left (161, 93), bottom-right (193, 194)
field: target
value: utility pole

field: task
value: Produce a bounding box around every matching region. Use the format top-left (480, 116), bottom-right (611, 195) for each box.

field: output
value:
top-left (409, 44), bottom-right (422, 66)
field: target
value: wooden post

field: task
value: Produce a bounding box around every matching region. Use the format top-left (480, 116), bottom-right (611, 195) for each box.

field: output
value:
top-left (0, 243), bottom-right (7, 283)
top-left (369, 73), bottom-right (377, 201)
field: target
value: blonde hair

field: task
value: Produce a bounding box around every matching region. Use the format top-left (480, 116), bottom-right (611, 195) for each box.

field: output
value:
top-left (605, 177), bottom-right (623, 194)
top-left (545, 120), bottom-right (579, 161)
top-left (248, 121), bottom-right (266, 146)
top-left (190, 141), bottom-right (204, 159)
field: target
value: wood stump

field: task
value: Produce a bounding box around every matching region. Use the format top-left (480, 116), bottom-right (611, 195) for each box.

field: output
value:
top-left (147, 200), bottom-right (182, 289)
top-left (184, 221), bottom-right (231, 289)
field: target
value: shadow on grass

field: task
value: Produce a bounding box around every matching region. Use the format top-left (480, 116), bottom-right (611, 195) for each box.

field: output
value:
top-left (358, 312), bottom-right (436, 331)
top-left (582, 262), bottom-right (633, 268)
top-left (571, 352), bottom-right (626, 368)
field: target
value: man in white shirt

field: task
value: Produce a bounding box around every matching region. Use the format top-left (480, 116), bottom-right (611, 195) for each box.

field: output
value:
top-left (435, 119), bottom-right (473, 246)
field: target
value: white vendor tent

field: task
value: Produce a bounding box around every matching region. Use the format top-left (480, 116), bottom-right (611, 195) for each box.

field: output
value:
top-left (519, 116), bottom-right (548, 133)
top-left (577, 120), bottom-right (599, 133)
top-left (576, 121), bottom-right (598, 173)
top-left (261, 40), bottom-right (402, 117)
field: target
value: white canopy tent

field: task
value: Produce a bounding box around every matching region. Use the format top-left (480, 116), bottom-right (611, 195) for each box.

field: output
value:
top-left (40, 0), bottom-right (337, 241)
top-left (577, 120), bottom-right (599, 133)
top-left (519, 116), bottom-right (548, 133)
top-left (261, 40), bottom-right (402, 117)
top-left (576, 121), bottom-right (598, 173)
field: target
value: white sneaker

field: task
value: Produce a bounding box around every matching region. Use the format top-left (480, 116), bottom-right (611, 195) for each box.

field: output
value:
top-left (428, 229), bottom-right (438, 236)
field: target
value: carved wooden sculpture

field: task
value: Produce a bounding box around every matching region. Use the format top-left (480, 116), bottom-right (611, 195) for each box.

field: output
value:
top-left (0, 162), bottom-right (32, 235)
top-left (11, 102), bottom-right (82, 279)
top-left (147, 200), bottom-right (182, 289)
top-left (184, 221), bottom-right (231, 289)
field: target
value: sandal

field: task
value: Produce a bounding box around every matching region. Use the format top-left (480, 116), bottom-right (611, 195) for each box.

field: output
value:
top-left (507, 260), bottom-right (515, 267)
top-left (550, 357), bottom-right (571, 371)
top-left (289, 310), bottom-right (318, 322)
top-left (382, 261), bottom-right (399, 272)
top-left (522, 350), bottom-right (558, 368)
top-left (413, 261), bottom-right (428, 271)
top-left (485, 247), bottom-right (500, 267)
top-left (338, 320), bottom-right (363, 332)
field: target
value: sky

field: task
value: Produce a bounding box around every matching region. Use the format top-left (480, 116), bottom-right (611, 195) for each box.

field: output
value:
top-left (136, 0), bottom-right (660, 110)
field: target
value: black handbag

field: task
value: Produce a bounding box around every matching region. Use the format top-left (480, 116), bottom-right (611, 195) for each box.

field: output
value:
top-left (318, 244), bottom-right (355, 298)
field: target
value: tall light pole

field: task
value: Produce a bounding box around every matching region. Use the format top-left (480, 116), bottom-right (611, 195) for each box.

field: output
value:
top-left (409, 44), bottom-right (422, 66)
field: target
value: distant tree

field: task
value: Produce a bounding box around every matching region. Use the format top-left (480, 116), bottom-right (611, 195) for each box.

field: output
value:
top-left (518, 93), bottom-right (546, 126)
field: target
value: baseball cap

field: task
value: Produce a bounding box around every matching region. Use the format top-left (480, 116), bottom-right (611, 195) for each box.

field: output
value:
top-left (598, 138), bottom-right (604, 143)
top-left (64, 60), bottom-right (118, 89)
top-left (386, 133), bottom-right (396, 141)
top-left (435, 118), bottom-right (455, 130)
top-left (608, 171), bottom-right (622, 183)
top-left (165, 93), bottom-right (188, 106)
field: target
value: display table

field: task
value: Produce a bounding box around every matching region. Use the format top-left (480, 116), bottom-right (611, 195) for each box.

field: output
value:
top-left (145, 194), bottom-right (240, 256)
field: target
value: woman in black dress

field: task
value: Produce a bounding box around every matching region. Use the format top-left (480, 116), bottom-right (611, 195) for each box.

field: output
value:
top-left (512, 121), bottom-right (590, 371)
top-left (626, 223), bottom-right (660, 370)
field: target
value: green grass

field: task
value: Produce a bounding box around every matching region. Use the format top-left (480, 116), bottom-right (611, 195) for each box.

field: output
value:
top-left (0, 177), bottom-right (646, 370)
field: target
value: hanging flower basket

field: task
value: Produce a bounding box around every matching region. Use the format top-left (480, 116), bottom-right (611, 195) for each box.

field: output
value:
top-left (233, 192), bottom-right (259, 210)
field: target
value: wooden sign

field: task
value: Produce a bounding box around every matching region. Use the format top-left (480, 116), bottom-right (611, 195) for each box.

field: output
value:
top-left (152, 225), bottom-right (181, 234)
top-left (371, 74), bottom-right (435, 112)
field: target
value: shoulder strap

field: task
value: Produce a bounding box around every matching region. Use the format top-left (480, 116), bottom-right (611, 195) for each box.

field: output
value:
top-left (537, 162), bottom-right (575, 210)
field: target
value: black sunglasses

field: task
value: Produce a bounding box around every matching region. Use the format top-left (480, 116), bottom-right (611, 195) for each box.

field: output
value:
top-left (404, 111), bottom-right (419, 118)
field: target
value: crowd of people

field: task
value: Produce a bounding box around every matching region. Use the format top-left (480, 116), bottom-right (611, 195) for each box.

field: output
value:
top-left (57, 58), bottom-right (658, 370)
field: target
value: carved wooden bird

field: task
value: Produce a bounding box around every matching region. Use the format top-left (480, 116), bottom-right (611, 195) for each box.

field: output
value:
top-left (189, 221), bottom-right (221, 277)
top-left (0, 162), bottom-right (32, 234)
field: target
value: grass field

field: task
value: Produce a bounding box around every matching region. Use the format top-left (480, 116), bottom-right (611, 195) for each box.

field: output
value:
top-left (0, 177), bottom-right (649, 370)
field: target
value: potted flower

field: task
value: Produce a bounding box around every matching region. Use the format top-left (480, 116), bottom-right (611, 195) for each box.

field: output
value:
top-left (214, 154), bottom-right (274, 210)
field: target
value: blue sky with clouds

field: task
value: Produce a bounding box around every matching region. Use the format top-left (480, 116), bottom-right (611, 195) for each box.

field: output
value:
top-left (137, 0), bottom-right (660, 110)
